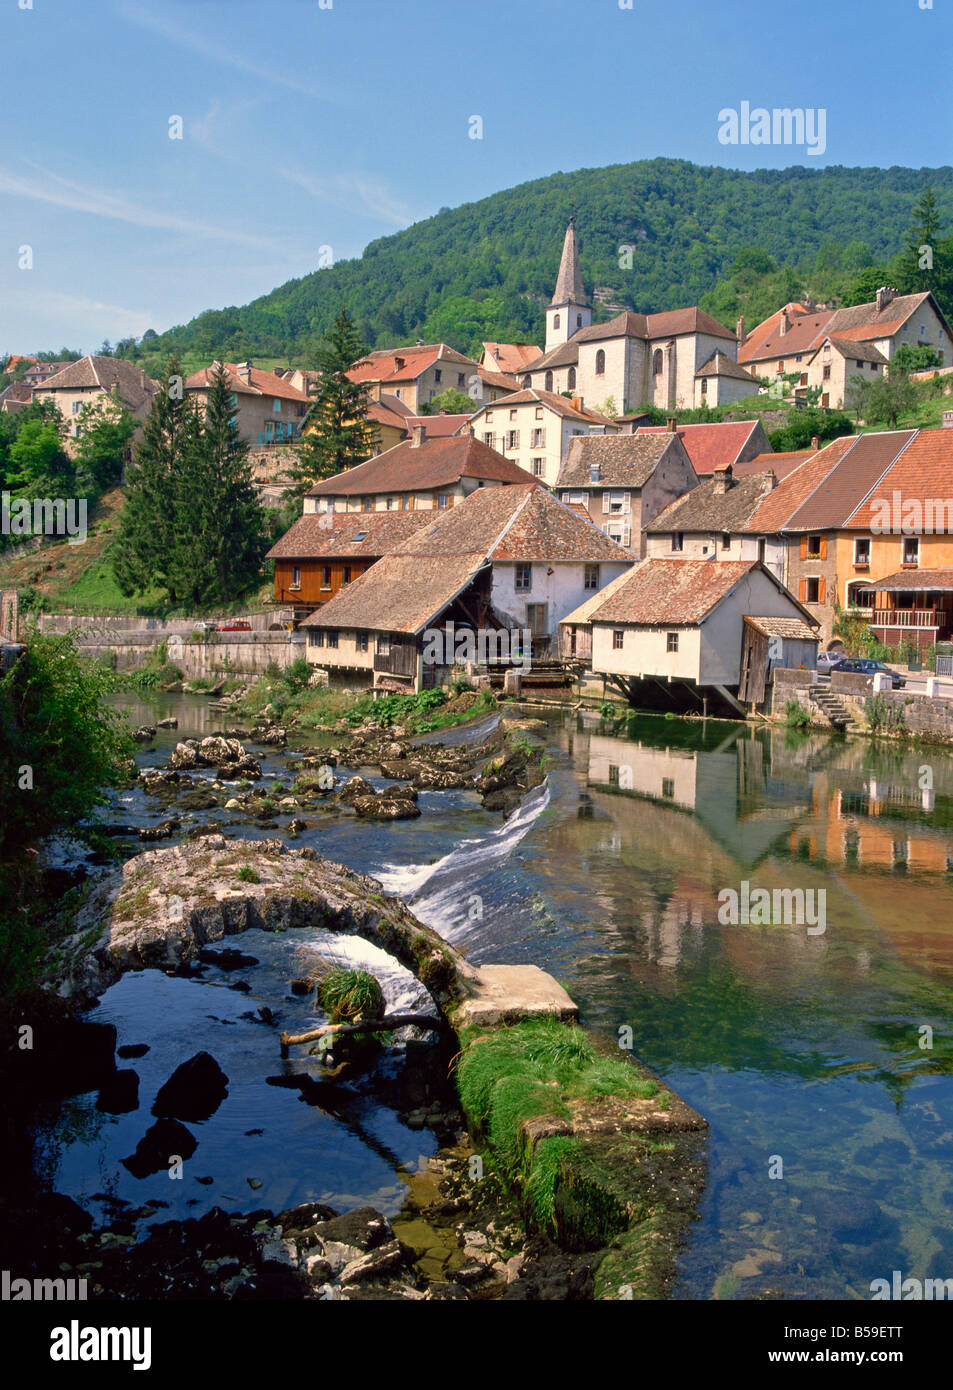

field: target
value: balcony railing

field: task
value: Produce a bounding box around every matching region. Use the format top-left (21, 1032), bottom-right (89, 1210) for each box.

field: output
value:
top-left (256, 428), bottom-right (300, 446)
top-left (870, 608), bottom-right (944, 628)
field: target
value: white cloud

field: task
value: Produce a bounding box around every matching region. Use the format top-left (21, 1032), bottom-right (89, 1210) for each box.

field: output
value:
top-left (0, 160), bottom-right (276, 248)
top-left (117, 1), bottom-right (335, 100)
top-left (280, 168), bottom-right (419, 228)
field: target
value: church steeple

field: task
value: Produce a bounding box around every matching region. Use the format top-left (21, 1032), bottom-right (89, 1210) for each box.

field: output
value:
top-left (545, 217), bottom-right (591, 352)
top-left (551, 216), bottom-right (587, 309)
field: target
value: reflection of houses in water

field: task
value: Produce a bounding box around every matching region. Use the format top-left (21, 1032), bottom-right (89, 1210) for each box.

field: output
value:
top-left (585, 730), bottom-right (810, 867)
top-left (796, 774), bottom-right (953, 873)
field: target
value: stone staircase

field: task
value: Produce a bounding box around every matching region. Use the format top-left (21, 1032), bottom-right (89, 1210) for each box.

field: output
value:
top-left (809, 683), bottom-right (851, 730)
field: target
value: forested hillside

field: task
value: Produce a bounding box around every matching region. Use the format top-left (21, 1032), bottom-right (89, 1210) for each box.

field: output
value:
top-left (145, 158), bottom-right (953, 364)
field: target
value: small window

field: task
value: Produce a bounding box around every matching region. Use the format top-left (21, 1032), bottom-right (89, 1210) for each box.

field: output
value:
top-left (584, 564), bottom-right (599, 591)
top-left (608, 765), bottom-right (620, 785)
top-left (553, 313), bottom-right (560, 330)
top-left (308, 629), bottom-right (324, 648)
top-left (671, 532), bottom-right (684, 552)
top-left (356, 631), bottom-right (368, 652)
top-left (903, 536), bottom-right (920, 566)
top-left (510, 409), bottom-right (517, 421)
top-left (437, 493), bottom-right (449, 509)
top-left (326, 629), bottom-right (339, 649)
top-left (515, 564), bottom-right (532, 592)
top-left (342, 566), bottom-right (351, 585)
top-left (721, 533), bottom-right (730, 550)
top-left (531, 428), bottom-right (544, 446)
top-left (567, 367), bottom-right (576, 390)
top-left (807, 534), bottom-right (823, 558)
top-left (823, 365), bottom-right (831, 380)
top-left (661, 778), bottom-right (675, 799)
top-left (507, 430), bottom-right (519, 448)
top-left (291, 566), bottom-right (301, 589)
top-left (483, 432), bottom-right (494, 446)
top-left (71, 400), bottom-right (83, 414)
top-left (532, 458), bottom-right (545, 477)
top-left (666, 632), bottom-right (679, 652)
top-left (273, 398), bottom-right (281, 413)
top-left (595, 349), bottom-right (606, 376)
top-left (458, 373), bottom-right (465, 387)
top-left (361, 497), bottom-right (372, 512)
top-left (700, 378), bottom-right (708, 396)
top-left (854, 537), bottom-right (871, 566)
top-left (806, 577), bottom-right (820, 603)
top-left (653, 349), bottom-right (663, 376)
top-left (385, 497), bottom-right (394, 510)
top-left (612, 629), bottom-right (624, 650)
top-left (535, 406), bottom-right (544, 419)
top-left (321, 566), bottom-right (332, 589)
top-left (434, 369), bottom-right (442, 383)
top-left (376, 635), bottom-right (390, 656)
top-left (545, 371), bottom-right (554, 391)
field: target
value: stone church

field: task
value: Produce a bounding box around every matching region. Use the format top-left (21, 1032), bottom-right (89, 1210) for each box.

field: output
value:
top-left (522, 220), bottom-right (746, 414)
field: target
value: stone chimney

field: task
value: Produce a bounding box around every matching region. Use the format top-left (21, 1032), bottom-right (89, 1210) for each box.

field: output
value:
top-left (571, 394), bottom-right (583, 413)
top-left (394, 355), bottom-right (404, 372)
top-left (811, 435), bottom-right (821, 451)
top-left (712, 463), bottom-right (732, 495)
top-left (411, 422), bottom-right (425, 448)
top-left (666, 416), bottom-right (677, 433)
top-left (778, 309), bottom-right (789, 337)
top-left (876, 287), bottom-right (896, 313)
top-left (369, 381), bottom-right (382, 402)
top-left (764, 470), bottom-right (777, 491)
top-left (736, 315), bottom-right (745, 345)
top-left (236, 360), bottom-right (252, 384)
top-left (416, 339), bottom-right (424, 347)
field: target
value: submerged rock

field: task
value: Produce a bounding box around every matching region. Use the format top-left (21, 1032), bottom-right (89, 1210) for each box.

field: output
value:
top-left (122, 1117), bottom-right (197, 1178)
top-left (152, 1051), bottom-right (229, 1122)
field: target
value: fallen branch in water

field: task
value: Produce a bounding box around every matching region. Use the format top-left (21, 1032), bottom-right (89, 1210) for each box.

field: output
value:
top-left (280, 1014), bottom-right (444, 1057)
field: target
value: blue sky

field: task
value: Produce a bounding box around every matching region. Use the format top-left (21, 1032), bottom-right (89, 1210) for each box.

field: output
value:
top-left (1, 0), bottom-right (950, 353)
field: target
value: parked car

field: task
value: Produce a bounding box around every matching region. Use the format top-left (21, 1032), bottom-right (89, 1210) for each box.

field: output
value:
top-left (829, 657), bottom-right (905, 688)
top-left (815, 648), bottom-right (843, 675)
top-left (213, 620), bottom-right (252, 632)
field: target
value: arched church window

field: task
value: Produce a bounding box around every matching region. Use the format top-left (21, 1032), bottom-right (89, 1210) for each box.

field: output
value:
top-left (567, 367), bottom-right (576, 389)
top-left (653, 349), bottom-right (663, 375)
top-left (595, 349), bottom-right (606, 376)
top-left (553, 314), bottom-right (560, 330)
top-left (545, 371), bottom-right (554, 391)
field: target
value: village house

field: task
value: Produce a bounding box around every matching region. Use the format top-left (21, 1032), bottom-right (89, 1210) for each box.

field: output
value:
top-left (559, 557), bottom-right (817, 710)
top-left (33, 355), bottom-right (158, 439)
top-left (300, 483), bottom-right (634, 690)
top-left (692, 351), bottom-right (760, 406)
top-left (803, 336), bottom-right (887, 408)
top-left (467, 388), bottom-right (617, 487)
top-left (0, 381), bottom-right (33, 415)
top-left (519, 219), bottom-right (739, 413)
top-left (634, 418), bottom-right (773, 477)
top-left (303, 429), bottom-right (537, 515)
top-left (555, 432), bottom-right (699, 554)
top-left (738, 290), bottom-right (953, 405)
top-left (184, 361), bottom-right (310, 447)
top-left (645, 464), bottom-right (781, 571)
top-left (347, 343), bottom-right (482, 412)
top-left (265, 509), bottom-right (434, 623)
top-left (479, 342), bottom-right (542, 375)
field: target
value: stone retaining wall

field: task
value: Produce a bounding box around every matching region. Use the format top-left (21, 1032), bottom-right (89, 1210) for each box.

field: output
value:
top-left (772, 668), bottom-right (953, 744)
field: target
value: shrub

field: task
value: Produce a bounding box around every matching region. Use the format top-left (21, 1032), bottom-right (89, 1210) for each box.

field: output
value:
top-left (317, 967), bottom-right (385, 1023)
top-left (236, 864), bottom-right (260, 883)
top-left (865, 692), bottom-right (905, 734)
top-left (785, 699), bottom-right (810, 729)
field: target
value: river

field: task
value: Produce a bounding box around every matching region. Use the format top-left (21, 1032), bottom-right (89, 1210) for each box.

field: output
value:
top-left (35, 692), bottom-right (953, 1300)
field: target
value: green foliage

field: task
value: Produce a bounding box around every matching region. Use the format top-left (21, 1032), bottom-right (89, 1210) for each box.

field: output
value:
top-left (142, 160), bottom-right (953, 362)
top-left (785, 699), bottom-right (810, 730)
top-left (845, 370), bottom-right (919, 429)
top-left (768, 407), bottom-right (854, 452)
top-left (113, 358), bottom-right (266, 607)
top-left (892, 343), bottom-right (943, 373)
top-left (290, 306), bottom-right (374, 494)
top-left (865, 692), bottom-right (905, 734)
top-left (317, 967), bottom-right (385, 1023)
top-left (0, 629), bottom-right (134, 855)
top-left (427, 387), bottom-right (476, 415)
top-left (346, 687), bottom-right (447, 729)
top-left (236, 864), bottom-right (261, 883)
top-left (72, 392), bottom-right (136, 492)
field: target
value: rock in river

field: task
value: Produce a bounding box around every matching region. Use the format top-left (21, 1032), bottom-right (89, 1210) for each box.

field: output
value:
top-left (152, 1051), bottom-right (229, 1122)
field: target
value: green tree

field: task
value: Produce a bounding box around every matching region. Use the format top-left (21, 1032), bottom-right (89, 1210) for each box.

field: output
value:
top-left (891, 344), bottom-right (942, 373)
top-left (112, 357), bottom-right (197, 604)
top-left (73, 392), bottom-right (136, 493)
top-left (427, 387), bottom-right (476, 415)
top-left (6, 420), bottom-right (72, 493)
top-left (172, 364), bottom-right (265, 606)
top-left (856, 371), bottom-right (919, 429)
top-left (291, 306), bottom-right (373, 494)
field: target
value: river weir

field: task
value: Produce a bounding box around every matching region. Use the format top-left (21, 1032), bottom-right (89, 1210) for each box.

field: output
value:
top-left (20, 691), bottom-right (953, 1300)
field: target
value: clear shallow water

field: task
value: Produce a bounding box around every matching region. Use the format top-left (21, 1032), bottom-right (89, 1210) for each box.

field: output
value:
top-left (39, 695), bottom-right (953, 1298)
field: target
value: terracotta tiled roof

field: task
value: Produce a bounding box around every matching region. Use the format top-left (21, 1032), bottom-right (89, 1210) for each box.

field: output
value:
top-left (347, 344), bottom-right (476, 385)
top-left (584, 558), bottom-right (761, 625)
top-left (743, 437), bottom-right (855, 533)
top-left (481, 342), bottom-right (542, 373)
top-left (557, 433), bottom-right (685, 489)
top-left (300, 552), bottom-right (487, 635)
top-left (477, 366), bottom-right (521, 392)
top-left (404, 413), bottom-right (471, 438)
top-left (368, 399), bottom-right (411, 434)
top-left (265, 510), bottom-right (432, 560)
top-left (808, 337), bottom-right (888, 365)
top-left (185, 362), bottom-right (309, 402)
top-left (572, 308), bottom-right (735, 345)
top-left (745, 615), bottom-right (818, 640)
top-left (306, 435), bottom-right (536, 497)
top-left (646, 472), bottom-right (775, 534)
top-left (0, 381), bottom-right (32, 403)
top-left (826, 292), bottom-right (937, 340)
top-left (868, 568), bottom-right (953, 591)
top-left (738, 307), bottom-right (835, 364)
top-left (471, 388), bottom-right (614, 426)
top-left (695, 351), bottom-right (758, 382)
top-left (37, 355), bottom-right (158, 412)
top-left (399, 483), bottom-right (631, 563)
top-left (635, 420), bottom-right (767, 475)
top-left (846, 429), bottom-right (953, 529)
top-left (784, 430), bottom-right (917, 531)
top-left (739, 450), bottom-right (812, 481)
